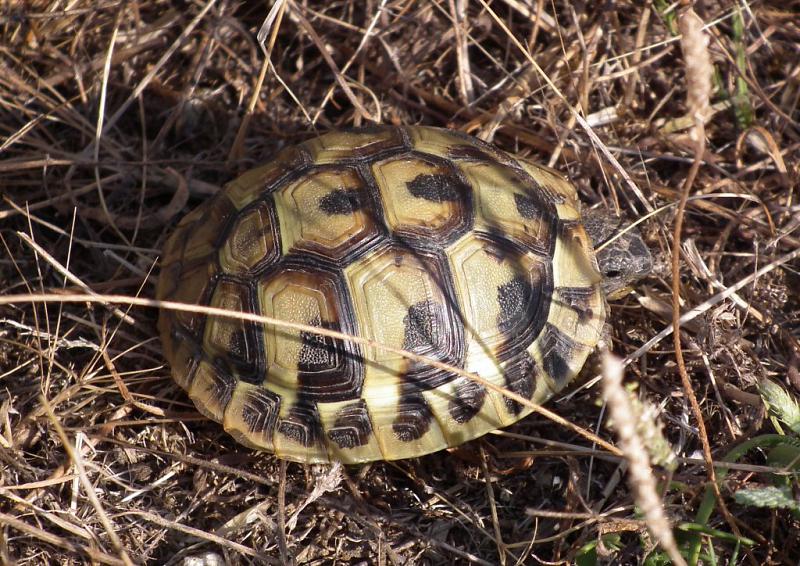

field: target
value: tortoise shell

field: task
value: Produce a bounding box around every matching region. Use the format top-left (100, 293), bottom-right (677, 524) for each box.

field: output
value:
top-left (157, 126), bottom-right (606, 464)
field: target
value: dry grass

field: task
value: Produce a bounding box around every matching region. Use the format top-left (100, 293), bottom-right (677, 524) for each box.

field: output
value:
top-left (1, 1), bottom-right (799, 564)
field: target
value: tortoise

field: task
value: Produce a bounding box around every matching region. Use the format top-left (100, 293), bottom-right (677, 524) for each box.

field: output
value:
top-left (156, 126), bottom-right (651, 464)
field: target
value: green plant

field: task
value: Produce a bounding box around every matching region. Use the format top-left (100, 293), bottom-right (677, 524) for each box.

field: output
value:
top-left (685, 379), bottom-right (800, 565)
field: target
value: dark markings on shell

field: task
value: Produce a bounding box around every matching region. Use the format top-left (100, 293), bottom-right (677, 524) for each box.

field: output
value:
top-left (226, 326), bottom-right (256, 376)
top-left (230, 209), bottom-right (264, 253)
top-left (296, 317), bottom-right (364, 402)
top-left (224, 200), bottom-right (282, 274)
top-left (462, 231), bottom-right (553, 362)
top-left (298, 318), bottom-right (340, 371)
top-left (338, 126), bottom-right (410, 158)
top-left (212, 279), bottom-right (264, 384)
top-left (446, 144), bottom-right (496, 162)
top-left (384, 185), bottom-right (475, 251)
top-left (240, 388), bottom-right (281, 435)
top-left (448, 378), bottom-right (486, 424)
top-left (501, 351), bottom-right (536, 415)
top-left (402, 300), bottom-right (439, 353)
top-left (513, 191), bottom-right (546, 220)
top-left (538, 323), bottom-right (578, 390)
top-left (407, 173), bottom-right (467, 203)
top-left (208, 358), bottom-right (238, 411)
top-left (278, 402), bottom-right (323, 447)
top-left (318, 188), bottom-right (364, 215)
top-left (392, 386), bottom-right (434, 442)
top-left (327, 400), bottom-right (373, 449)
top-left (555, 287), bottom-right (596, 322)
top-left (496, 276), bottom-right (534, 335)
top-left (159, 126), bottom-right (598, 461)
top-left (166, 325), bottom-right (201, 388)
top-left (399, 284), bottom-right (467, 390)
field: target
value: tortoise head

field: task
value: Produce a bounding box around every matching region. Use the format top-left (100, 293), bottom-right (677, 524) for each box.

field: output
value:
top-left (582, 208), bottom-right (652, 298)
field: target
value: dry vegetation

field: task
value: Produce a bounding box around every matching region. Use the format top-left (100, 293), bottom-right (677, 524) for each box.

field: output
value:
top-left (1, 0), bottom-right (799, 564)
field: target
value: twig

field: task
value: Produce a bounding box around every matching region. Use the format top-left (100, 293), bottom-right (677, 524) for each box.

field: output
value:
top-left (277, 459), bottom-right (293, 565)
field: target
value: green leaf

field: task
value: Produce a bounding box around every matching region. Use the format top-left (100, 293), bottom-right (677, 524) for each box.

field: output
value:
top-left (643, 550), bottom-right (674, 566)
top-left (575, 541), bottom-right (598, 566)
top-left (757, 380), bottom-right (800, 435)
top-left (767, 441), bottom-right (800, 470)
top-left (575, 534), bottom-right (623, 566)
top-left (734, 485), bottom-right (800, 512)
top-left (678, 523), bottom-right (756, 546)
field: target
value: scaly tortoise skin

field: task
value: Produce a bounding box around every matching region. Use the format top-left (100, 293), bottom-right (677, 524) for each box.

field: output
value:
top-left (157, 126), bottom-right (646, 464)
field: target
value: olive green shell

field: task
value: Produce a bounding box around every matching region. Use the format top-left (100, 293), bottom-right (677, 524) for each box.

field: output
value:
top-left (157, 126), bottom-right (605, 464)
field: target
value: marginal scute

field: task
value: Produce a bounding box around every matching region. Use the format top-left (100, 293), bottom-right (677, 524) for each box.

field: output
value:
top-left (516, 158), bottom-right (576, 207)
top-left (277, 402), bottom-right (323, 448)
top-left (536, 323), bottom-right (586, 392)
top-left (326, 399), bottom-right (373, 449)
top-left (182, 194), bottom-right (236, 263)
top-left (446, 144), bottom-right (499, 163)
top-left (170, 261), bottom-right (217, 333)
top-left (500, 350), bottom-right (536, 416)
top-left (155, 262), bottom-right (181, 306)
top-left (392, 387), bottom-right (434, 442)
top-left (189, 359), bottom-right (237, 422)
top-left (164, 327), bottom-right (200, 390)
top-left (554, 286), bottom-right (597, 322)
top-left (553, 222), bottom-right (599, 287)
top-left (447, 377), bottom-right (487, 424)
top-left (161, 228), bottom-right (187, 269)
top-left (368, 384), bottom-right (449, 459)
top-left (546, 223), bottom-right (605, 349)
top-left (407, 126), bottom-right (505, 164)
top-left (176, 198), bottom-right (211, 228)
top-left (223, 385), bottom-right (281, 450)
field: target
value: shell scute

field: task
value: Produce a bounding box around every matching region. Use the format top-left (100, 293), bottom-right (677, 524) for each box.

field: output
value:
top-left (371, 155), bottom-right (473, 246)
top-left (273, 166), bottom-right (382, 263)
top-left (219, 201), bottom-right (281, 274)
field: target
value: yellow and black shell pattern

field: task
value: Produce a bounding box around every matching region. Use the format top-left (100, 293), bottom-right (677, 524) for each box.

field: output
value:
top-left (157, 126), bottom-right (606, 464)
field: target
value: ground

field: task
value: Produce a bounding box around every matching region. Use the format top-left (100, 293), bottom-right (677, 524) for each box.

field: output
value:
top-left (1, 1), bottom-right (799, 564)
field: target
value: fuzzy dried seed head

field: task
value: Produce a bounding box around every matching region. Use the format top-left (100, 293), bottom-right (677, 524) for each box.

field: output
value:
top-left (678, 8), bottom-right (714, 138)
